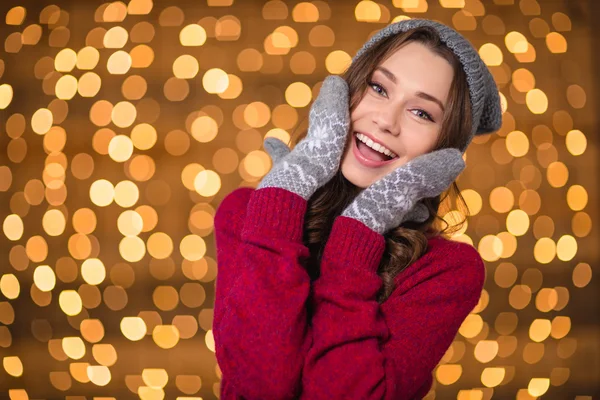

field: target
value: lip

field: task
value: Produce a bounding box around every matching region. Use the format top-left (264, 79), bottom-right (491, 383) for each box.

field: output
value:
top-left (352, 132), bottom-right (398, 168)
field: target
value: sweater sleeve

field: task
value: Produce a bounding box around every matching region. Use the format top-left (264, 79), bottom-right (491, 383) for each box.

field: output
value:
top-left (300, 216), bottom-right (486, 400)
top-left (213, 186), bottom-right (313, 400)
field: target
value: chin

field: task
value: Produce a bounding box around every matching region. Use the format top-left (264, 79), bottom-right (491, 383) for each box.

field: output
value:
top-left (340, 163), bottom-right (372, 189)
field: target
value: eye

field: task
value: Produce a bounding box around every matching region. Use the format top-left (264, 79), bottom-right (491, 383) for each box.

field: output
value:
top-left (367, 80), bottom-right (387, 98)
top-left (412, 109), bottom-right (434, 122)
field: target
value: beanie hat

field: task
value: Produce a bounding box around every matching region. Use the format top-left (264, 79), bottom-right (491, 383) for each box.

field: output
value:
top-left (352, 18), bottom-right (503, 152)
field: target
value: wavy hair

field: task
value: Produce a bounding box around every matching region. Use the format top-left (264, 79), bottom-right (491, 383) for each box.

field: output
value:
top-left (289, 26), bottom-right (473, 304)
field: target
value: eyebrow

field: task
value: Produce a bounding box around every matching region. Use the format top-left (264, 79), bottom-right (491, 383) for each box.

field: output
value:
top-left (374, 66), bottom-right (446, 113)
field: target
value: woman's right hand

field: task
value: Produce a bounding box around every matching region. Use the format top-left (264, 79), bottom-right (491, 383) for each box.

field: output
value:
top-left (257, 75), bottom-right (351, 200)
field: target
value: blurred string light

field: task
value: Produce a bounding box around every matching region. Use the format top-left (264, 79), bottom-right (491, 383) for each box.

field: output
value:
top-left (0, 0), bottom-right (595, 399)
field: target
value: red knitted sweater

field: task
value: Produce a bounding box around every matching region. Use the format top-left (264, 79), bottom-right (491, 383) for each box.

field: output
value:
top-left (213, 186), bottom-right (485, 400)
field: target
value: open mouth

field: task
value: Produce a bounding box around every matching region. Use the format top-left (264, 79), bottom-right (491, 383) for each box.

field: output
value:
top-left (354, 132), bottom-right (397, 163)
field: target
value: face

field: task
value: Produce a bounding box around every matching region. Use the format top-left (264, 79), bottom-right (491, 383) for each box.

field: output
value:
top-left (340, 41), bottom-right (454, 188)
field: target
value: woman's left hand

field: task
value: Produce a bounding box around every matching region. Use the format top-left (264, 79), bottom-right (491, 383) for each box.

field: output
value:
top-left (340, 148), bottom-right (465, 235)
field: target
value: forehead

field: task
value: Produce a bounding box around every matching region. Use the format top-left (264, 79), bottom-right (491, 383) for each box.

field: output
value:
top-left (376, 41), bottom-right (454, 100)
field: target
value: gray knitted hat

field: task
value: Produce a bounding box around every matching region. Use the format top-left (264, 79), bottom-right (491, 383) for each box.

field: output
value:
top-left (353, 18), bottom-right (503, 152)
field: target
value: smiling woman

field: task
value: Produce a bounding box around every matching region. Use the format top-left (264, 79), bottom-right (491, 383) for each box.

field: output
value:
top-left (213, 18), bottom-right (503, 400)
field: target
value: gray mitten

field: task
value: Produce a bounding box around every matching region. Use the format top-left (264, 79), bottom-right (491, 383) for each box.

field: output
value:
top-left (263, 137), bottom-right (291, 165)
top-left (263, 136), bottom-right (431, 224)
top-left (341, 148), bottom-right (465, 234)
top-left (257, 76), bottom-right (350, 200)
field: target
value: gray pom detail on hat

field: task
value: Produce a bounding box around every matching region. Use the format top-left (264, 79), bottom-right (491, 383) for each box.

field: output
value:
top-left (353, 18), bottom-right (503, 152)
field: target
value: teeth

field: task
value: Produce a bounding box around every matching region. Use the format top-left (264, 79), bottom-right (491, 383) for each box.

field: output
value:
top-left (356, 133), bottom-right (397, 159)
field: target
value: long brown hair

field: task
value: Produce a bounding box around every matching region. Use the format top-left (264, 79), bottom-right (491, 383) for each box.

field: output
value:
top-left (291, 26), bottom-right (473, 304)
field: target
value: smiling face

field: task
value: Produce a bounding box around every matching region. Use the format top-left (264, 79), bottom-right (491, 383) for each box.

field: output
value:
top-left (340, 41), bottom-right (455, 188)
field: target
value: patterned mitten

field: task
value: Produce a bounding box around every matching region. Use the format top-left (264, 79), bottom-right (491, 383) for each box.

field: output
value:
top-left (341, 148), bottom-right (465, 234)
top-left (263, 137), bottom-right (431, 224)
top-left (257, 76), bottom-right (350, 200)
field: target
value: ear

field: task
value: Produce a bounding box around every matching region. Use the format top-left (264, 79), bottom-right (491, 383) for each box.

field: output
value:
top-left (264, 137), bottom-right (291, 165)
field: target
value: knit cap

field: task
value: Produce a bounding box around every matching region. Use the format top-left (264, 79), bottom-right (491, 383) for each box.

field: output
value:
top-left (353, 18), bottom-right (503, 151)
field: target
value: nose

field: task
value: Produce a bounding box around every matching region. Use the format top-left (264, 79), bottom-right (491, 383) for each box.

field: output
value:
top-left (373, 106), bottom-right (400, 136)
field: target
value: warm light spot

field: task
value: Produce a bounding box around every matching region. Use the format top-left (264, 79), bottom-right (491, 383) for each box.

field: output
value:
top-left (489, 187), bottom-right (514, 214)
top-left (112, 101), bottom-right (137, 128)
top-left (180, 235), bottom-right (207, 261)
top-left (0, 274), bottom-right (20, 300)
top-left (325, 50), bottom-right (351, 74)
top-left (3, 356), bottom-right (23, 377)
top-left (218, 74), bottom-right (243, 99)
top-left (534, 237), bottom-right (556, 264)
top-left (526, 88), bottom-right (548, 114)
top-left (90, 179), bottom-right (115, 207)
top-left (481, 367), bottom-right (505, 388)
top-left (528, 378), bottom-right (550, 397)
top-left (479, 43), bottom-right (503, 66)
top-left (458, 314), bottom-right (483, 339)
top-left (152, 325), bottom-right (180, 349)
top-left (285, 82), bottom-right (312, 108)
top-left (3, 214), bottom-right (24, 241)
top-left (55, 48), bottom-right (78, 72)
top-left (202, 68), bottom-right (229, 94)
top-left (81, 258), bottom-right (106, 285)
top-left (194, 170), bottom-right (221, 197)
top-left (435, 364), bottom-right (462, 385)
top-left (55, 74), bottom-right (78, 100)
top-left (6, 6), bottom-right (27, 25)
top-left (355, 1), bottom-right (381, 22)
top-left (147, 232), bottom-right (174, 260)
top-left (107, 50), bottom-right (132, 74)
top-left (461, 189), bottom-right (482, 215)
top-left (505, 130), bottom-right (529, 157)
top-left (529, 319), bottom-right (551, 342)
top-left (173, 55), bottom-right (199, 79)
top-left (119, 236), bottom-right (146, 262)
top-left (142, 368), bottom-right (169, 389)
top-left (42, 209), bottom-right (67, 236)
top-left (108, 135), bottom-right (134, 162)
top-left (556, 235), bottom-right (577, 262)
top-left (87, 365), bottom-right (111, 386)
top-left (244, 102), bottom-right (271, 128)
top-left (180, 24), bottom-right (207, 46)
top-left (104, 26), bottom-right (129, 48)
top-left (59, 290), bottom-right (83, 316)
top-left (566, 185), bottom-right (587, 211)
top-left (78, 72), bottom-right (102, 97)
top-left (0, 84), bottom-right (14, 109)
top-left (546, 161), bottom-right (568, 188)
top-left (191, 116), bottom-right (218, 143)
top-left (130, 123), bottom-right (157, 150)
top-left (292, 2), bottom-right (319, 22)
top-left (506, 210), bottom-right (530, 236)
top-left (478, 234), bottom-right (503, 262)
top-left (121, 317), bottom-right (147, 341)
top-left (31, 108), bottom-right (54, 135)
top-left (62, 336), bottom-right (86, 360)
top-left (34, 265), bottom-right (56, 292)
top-left (505, 31), bottom-right (529, 53)
top-left (565, 130), bottom-right (586, 156)
top-left (546, 32), bottom-right (567, 53)
top-left (77, 46), bottom-right (100, 70)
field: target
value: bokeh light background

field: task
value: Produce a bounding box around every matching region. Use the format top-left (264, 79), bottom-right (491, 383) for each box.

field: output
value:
top-left (0, 0), bottom-right (598, 399)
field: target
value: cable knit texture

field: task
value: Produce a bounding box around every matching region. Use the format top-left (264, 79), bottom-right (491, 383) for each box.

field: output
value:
top-left (256, 76), bottom-right (350, 200)
top-left (340, 147), bottom-right (465, 234)
top-left (213, 187), bottom-right (487, 400)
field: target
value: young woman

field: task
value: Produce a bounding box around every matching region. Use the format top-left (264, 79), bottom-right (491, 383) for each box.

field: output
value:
top-left (212, 19), bottom-right (502, 400)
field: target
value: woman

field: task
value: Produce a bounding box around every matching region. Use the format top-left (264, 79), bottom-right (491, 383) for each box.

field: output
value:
top-left (212, 18), bottom-right (502, 400)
